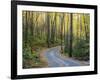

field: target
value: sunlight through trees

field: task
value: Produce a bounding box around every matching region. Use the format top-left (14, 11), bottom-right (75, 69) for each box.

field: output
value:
top-left (22, 11), bottom-right (90, 68)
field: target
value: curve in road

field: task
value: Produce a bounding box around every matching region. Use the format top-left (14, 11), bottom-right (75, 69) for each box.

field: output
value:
top-left (44, 47), bottom-right (86, 67)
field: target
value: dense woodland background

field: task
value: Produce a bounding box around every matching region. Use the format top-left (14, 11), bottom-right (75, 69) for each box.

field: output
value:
top-left (22, 11), bottom-right (90, 68)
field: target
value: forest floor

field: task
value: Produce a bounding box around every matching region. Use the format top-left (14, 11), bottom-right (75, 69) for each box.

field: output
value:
top-left (41, 46), bottom-right (89, 67)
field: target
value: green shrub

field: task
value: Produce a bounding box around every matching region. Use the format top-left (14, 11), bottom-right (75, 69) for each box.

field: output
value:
top-left (73, 39), bottom-right (89, 60)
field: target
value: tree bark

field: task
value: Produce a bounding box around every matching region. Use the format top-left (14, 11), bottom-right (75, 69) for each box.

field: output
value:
top-left (69, 13), bottom-right (73, 57)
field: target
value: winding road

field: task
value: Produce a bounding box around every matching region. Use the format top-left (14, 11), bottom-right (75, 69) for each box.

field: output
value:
top-left (44, 47), bottom-right (88, 67)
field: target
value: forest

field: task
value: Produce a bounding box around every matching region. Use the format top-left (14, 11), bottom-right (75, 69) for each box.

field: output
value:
top-left (22, 11), bottom-right (90, 68)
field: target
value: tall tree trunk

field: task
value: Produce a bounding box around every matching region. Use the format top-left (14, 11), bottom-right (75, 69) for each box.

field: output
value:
top-left (22, 11), bottom-right (25, 43)
top-left (83, 14), bottom-right (88, 40)
top-left (77, 14), bottom-right (79, 43)
top-left (47, 13), bottom-right (50, 47)
top-left (24, 11), bottom-right (28, 46)
top-left (64, 14), bottom-right (69, 53)
top-left (29, 11), bottom-right (33, 53)
top-left (55, 13), bottom-right (57, 42)
top-left (60, 14), bottom-right (64, 53)
top-left (79, 14), bottom-right (82, 40)
top-left (69, 13), bottom-right (73, 57)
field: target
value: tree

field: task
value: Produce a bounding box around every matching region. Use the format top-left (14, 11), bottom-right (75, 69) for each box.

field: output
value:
top-left (64, 13), bottom-right (69, 53)
top-left (47, 13), bottom-right (50, 47)
top-left (59, 13), bottom-right (64, 53)
top-left (69, 13), bottom-right (73, 57)
top-left (83, 14), bottom-right (89, 41)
